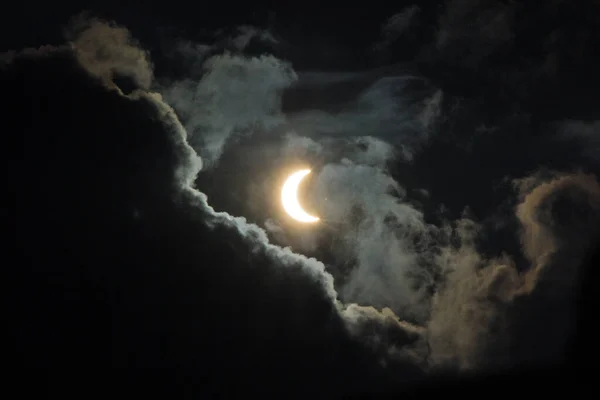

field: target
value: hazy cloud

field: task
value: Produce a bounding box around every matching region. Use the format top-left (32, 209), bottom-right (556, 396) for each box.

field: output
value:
top-left (374, 5), bottom-right (421, 53)
top-left (433, 0), bottom-right (516, 67)
top-left (162, 53), bottom-right (296, 166)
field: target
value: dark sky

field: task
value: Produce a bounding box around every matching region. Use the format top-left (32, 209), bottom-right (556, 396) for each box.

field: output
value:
top-left (4, 1), bottom-right (600, 396)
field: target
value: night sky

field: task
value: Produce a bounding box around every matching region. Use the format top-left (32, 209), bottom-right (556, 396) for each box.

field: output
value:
top-left (4, 1), bottom-right (600, 396)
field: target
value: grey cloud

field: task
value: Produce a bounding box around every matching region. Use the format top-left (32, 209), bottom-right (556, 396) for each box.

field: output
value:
top-left (232, 130), bottom-right (439, 328)
top-left (281, 133), bottom-right (399, 169)
top-left (341, 304), bottom-right (428, 368)
top-left (153, 11), bottom-right (600, 379)
top-left (131, 91), bottom-right (203, 185)
top-left (152, 18), bottom-right (600, 378)
top-left (4, 35), bottom-right (432, 396)
top-left (159, 38), bottom-right (441, 170)
top-left (418, 89), bottom-right (443, 134)
top-left (373, 5), bottom-right (421, 53)
top-left (168, 40), bottom-right (213, 77)
top-left (147, 41), bottom-right (447, 367)
top-left (309, 161), bottom-right (436, 323)
top-left (281, 133), bottom-right (324, 158)
top-left (180, 185), bottom-right (435, 369)
top-left (161, 53), bottom-right (297, 166)
top-left (347, 137), bottom-right (397, 167)
top-left (181, 188), bottom-right (340, 301)
top-left (155, 46), bottom-right (444, 324)
top-left (432, 0), bottom-right (516, 67)
top-left (56, 18), bottom-right (344, 310)
top-left (226, 25), bottom-right (279, 51)
top-left (169, 55), bottom-right (444, 325)
top-left (383, 6), bottom-right (420, 36)
top-left (1, 45), bottom-right (65, 66)
top-left (160, 25), bottom-right (279, 80)
top-left (264, 217), bottom-right (286, 236)
top-left (287, 75), bottom-right (440, 159)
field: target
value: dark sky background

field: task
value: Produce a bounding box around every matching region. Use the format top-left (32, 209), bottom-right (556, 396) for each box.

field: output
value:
top-left (4, 0), bottom-right (600, 397)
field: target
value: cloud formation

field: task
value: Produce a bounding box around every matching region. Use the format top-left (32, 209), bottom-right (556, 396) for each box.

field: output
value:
top-left (429, 172), bottom-right (600, 371)
top-left (148, 7), bottom-right (599, 374)
top-left (4, 19), bottom-right (430, 394)
top-left (66, 16), bottom-right (154, 90)
top-left (161, 53), bottom-right (296, 166)
top-left (4, 7), bottom-right (599, 394)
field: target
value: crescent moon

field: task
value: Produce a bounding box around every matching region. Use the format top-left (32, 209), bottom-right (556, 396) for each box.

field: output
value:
top-left (281, 169), bottom-right (320, 223)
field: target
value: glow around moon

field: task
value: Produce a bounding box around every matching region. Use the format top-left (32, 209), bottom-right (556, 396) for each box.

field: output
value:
top-left (281, 169), bottom-right (320, 223)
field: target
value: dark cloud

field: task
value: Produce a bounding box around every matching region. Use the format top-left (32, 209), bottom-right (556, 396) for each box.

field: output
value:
top-left (149, 6), bottom-right (598, 377)
top-left (4, 7), bottom-right (599, 395)
top-left (4, 20), bottom-right (427, 396)
top-left (367, 0), bottom-right (599, 119)
top-left (432, 0), bottom-right (516, 68)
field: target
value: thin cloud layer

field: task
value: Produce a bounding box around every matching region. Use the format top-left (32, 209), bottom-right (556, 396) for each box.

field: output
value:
top-left (161, 53), bottom-right (296, 166)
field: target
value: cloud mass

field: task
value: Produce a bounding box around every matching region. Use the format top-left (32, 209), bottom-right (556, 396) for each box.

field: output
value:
top-left (5, 3), bottom-right (600, 394)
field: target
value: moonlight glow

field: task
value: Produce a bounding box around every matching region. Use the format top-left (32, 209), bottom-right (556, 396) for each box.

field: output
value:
top-left (281, 169), bottom-right (320, 223)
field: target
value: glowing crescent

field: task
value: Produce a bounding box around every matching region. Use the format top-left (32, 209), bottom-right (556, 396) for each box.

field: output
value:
top-left (281, 169), bottom-right (320, 223)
